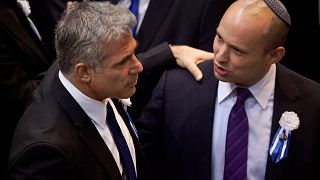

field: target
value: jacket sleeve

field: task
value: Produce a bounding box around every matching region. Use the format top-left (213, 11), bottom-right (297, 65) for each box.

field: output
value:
top-left (129, 42), bottom-right (176, 121)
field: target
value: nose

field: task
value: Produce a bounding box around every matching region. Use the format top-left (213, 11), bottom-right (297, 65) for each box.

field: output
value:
top-left (129, 54), bottom-right (143, 75)
top-left (214, 43), bottom-right (229, 63)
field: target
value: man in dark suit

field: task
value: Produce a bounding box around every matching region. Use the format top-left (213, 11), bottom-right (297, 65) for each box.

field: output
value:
top-left (0, 0), bottom-right (52, 177)
top-left (129, 0), bottom-right (234, 119)
top-left (136, 0), bottom-right (320, 179)
top-left (8, 1), bottom-right (152, 179)
top-left (27, 0), bottom-right (232, 120)
top-left (28, 0), bottom-right (232, 56)
top-left (133, 0), bottom-right (231, 53)
top-left (28, 0), bottom-right (67, 57)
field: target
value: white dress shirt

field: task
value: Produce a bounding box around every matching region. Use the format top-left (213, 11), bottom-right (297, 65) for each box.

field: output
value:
top-left (212, 64), bottom-right (276, 180)
top-left (58, 71), bottom-right (136, 176)
top-left (16, 0), bottom-right (42, 40)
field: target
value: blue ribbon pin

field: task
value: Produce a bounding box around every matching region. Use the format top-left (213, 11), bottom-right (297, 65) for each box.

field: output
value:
top-left (269, 127), bottom-right (291, 163)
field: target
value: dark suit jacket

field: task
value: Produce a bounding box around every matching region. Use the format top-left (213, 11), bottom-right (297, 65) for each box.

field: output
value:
top-left (0, 0), bottom-right (50, 115)
top-left (19, 42), bottom-right (176, 179)
top-left (137, 61), bottom-right (320, 179)
top-left (29, 0), bottom-right (233, 55)
top-left (0, 1), bottom-right (51, 176)
top-left (135, 0), bottom-right (232, 53)
top-left (130, 0), bottom-right (234, 120)
top-left (8, 71), bottom-right (153, 179)
top-left (28, 0), bottom-right (234, 120)
top-left (28, 0), bottom-right (67, 57)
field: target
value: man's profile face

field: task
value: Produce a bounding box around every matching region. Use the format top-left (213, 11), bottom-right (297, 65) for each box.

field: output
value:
top-left (88, 35), bottom-right (143, 100)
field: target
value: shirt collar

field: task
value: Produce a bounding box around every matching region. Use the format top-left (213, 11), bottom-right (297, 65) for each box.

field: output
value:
top-left (58, 71), bottom-right (109, 129)
top-left (217, 64), bottom-right (276, 109)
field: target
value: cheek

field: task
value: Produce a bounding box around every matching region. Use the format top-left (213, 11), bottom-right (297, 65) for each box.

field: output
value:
top-left (213, 39), bottom-right (218, 53)
top-left (228, 57), bottom-right (252, 76)
top-left (102, 67), bottom-right (132, 91)
top-left (233, 59), bottom-right (260, 77)
top-left (95, 75), bottom-right (112, 92)
top-left (109, 71), bottom-right (129, 89)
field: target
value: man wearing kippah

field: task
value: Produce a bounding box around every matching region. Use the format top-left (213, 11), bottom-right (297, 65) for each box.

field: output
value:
top-left (136, 0), bottom-right (320, 179)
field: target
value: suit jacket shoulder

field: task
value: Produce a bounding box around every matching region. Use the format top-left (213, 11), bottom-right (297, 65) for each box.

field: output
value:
top-left (137, 61), bottom-right (218, 179)
top-left (10, 72), bottom-right (152, 179)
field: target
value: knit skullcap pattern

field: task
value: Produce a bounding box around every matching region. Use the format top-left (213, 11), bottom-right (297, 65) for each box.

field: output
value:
top-left (264, 0), bottom-right (291, 26)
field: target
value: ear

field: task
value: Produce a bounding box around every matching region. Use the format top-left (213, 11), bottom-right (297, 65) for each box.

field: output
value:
top-left (269, 46), bottom-right (285, 64)
top-left (74, 63), bottom-right (91, 83)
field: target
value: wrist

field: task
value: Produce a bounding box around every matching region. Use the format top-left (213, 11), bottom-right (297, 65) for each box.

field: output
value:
top-left (170, 45), bottom-right (184, 59)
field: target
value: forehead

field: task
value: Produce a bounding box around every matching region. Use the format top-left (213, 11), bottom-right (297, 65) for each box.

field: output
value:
top-left (103, 35), bottom-right (136, 60)
top-left (218, 6), bottom-right (271, 49)
top-left (113, 36), bottom-right (136, 52)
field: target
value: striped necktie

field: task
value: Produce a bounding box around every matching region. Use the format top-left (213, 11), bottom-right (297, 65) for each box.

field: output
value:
top-left (224, 88), bottom-right (251, 180)
top-left (106, 103), bottom-right (137, 180)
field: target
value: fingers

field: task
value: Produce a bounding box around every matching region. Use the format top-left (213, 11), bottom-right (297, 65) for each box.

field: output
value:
top-left (193, 48), bottom-right (214, 64)
top-left (198, 51), bottom-right (214, 62)
top-left (170, 45), bottom-right (212, 81)
top-left (186, 63), bottom-right (203, 81)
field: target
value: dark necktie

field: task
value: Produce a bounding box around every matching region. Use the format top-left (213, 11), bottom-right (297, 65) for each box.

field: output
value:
top-left (224, 88), bottom-right (251, 180)
top-left (106, 103), bottom-right (137, 180)
top-left (129, 0), bottom-right (139, 36)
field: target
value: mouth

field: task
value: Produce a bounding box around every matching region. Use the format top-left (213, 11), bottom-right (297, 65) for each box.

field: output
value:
top-left (214, 63), bottom-right (229, 77)
top-left (126, 78), bottom-right (138, 87)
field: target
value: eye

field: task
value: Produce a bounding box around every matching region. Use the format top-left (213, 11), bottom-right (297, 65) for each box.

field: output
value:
top-left (114, 54), bottom-right (132, 67)
top-left (233, 48), bottom-right (245, 56)
top-left (234, 48), bottom-right (242, 53)
top-left (216, 33), bottom-right (223, 41)
top-left (119, 57), bottom-right (130, 66)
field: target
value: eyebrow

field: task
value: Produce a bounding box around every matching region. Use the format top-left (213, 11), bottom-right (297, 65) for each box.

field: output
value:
top-left (113, 53), bottom-right (133, 67)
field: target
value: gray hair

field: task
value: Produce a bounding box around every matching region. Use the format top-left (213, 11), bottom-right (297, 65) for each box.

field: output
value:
top-left (55, 0), bottom-right (137, 75)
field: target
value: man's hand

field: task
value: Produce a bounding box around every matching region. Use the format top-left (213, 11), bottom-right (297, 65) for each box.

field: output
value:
top-left (170, 45), bottom-right (214, 81)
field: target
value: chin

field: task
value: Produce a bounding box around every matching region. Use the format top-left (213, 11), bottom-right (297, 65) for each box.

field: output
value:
top-left (119, 88), bottom-right (136, 99)
top-left (214, 71), bottom-right (224, 81)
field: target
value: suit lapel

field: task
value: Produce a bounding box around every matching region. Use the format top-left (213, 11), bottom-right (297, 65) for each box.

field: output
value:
top-left (51, 74), bottom-right (122, 180)
top-left (0, 3), bottom-right (50, 65)
top-left (79, 121), bottom-right (122, 180)
top-left (265, 64), bottom-right (302, 179)
top-left (136, 0), bottom-right (173, 52)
